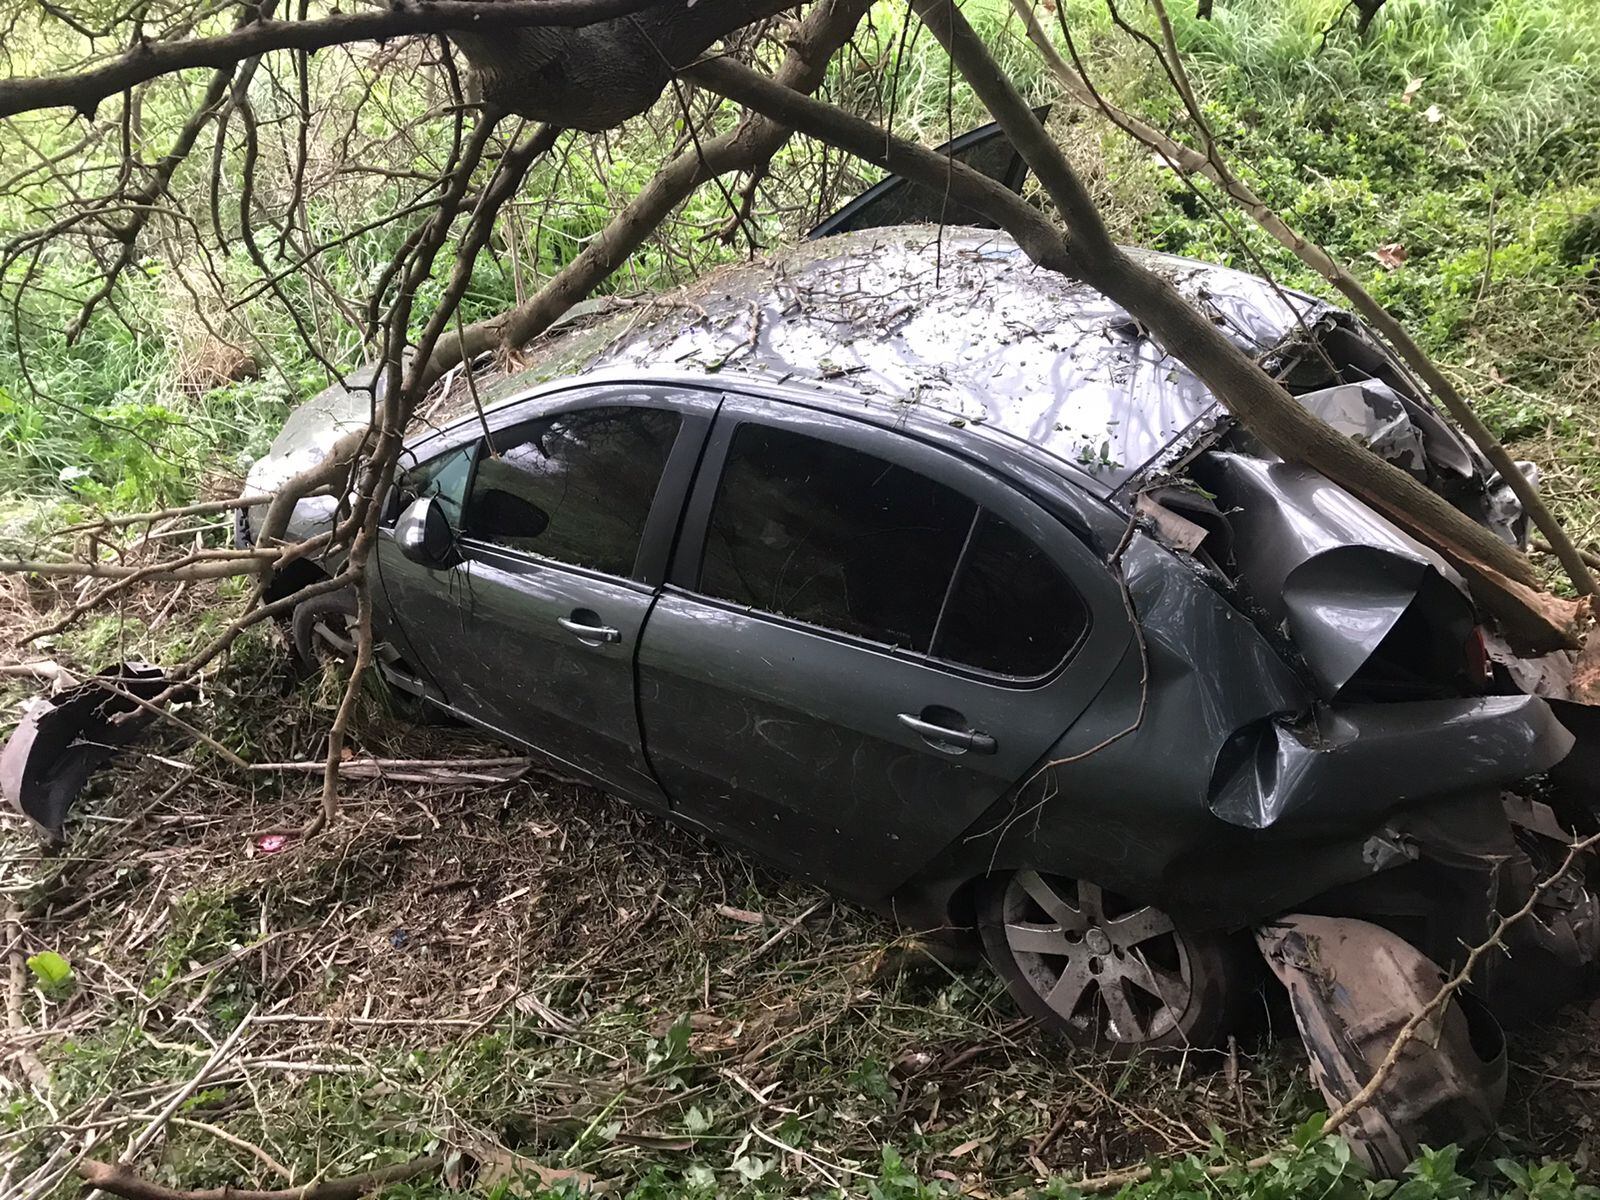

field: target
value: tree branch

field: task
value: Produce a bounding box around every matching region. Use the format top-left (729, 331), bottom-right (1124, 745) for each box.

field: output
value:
top-left (0, 0), bottom-right (666, 120)
top-left (1008, 0), bottom-right (1597, 597)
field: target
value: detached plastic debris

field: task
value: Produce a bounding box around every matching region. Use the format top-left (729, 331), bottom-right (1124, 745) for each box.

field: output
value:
top-left (1, 661), bottom-right (190, 839)
top-left (1256, 914), bottom-right (1507, 1176)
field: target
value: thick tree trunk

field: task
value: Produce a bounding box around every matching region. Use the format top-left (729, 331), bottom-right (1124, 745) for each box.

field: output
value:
top-left (448, 0), bottom-right (801, 130)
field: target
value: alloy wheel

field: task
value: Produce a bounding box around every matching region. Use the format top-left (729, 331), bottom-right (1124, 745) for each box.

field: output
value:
top-left (987, 869), bottom-right (1209, 1049)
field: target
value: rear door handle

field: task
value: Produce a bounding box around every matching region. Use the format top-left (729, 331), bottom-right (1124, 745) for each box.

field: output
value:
top-left (558, 611), bottom-right (622, 645)
top-left (898, 711), bottom-right (997, 755)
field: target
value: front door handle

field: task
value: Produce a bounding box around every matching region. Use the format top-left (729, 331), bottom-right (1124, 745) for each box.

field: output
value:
top-left (898, 710), bottom-right (998, 755)
top-left (558, 610), bottom-right (622, 645)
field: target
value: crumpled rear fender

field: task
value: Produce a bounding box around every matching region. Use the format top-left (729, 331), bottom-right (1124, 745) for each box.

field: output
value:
top-left (1193, 451), bottom-right (1475, 698)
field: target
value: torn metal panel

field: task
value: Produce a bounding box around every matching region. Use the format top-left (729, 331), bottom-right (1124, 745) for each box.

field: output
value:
top-left (1209, 696), bottom-right (1574, 834)
top-left (1296, 381), bottom-right (1431, 478)
top-left (1194, 451), bottom-right (1474, 697)
top-left (0, 663), bottom-right (191, 839)
top-left (1256, 915), bottom-right (1507, 1178)
top-left (1265, 311), bottom-right (1528, 544)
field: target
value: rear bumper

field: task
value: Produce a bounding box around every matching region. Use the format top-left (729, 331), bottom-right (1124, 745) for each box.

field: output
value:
top-left (1208, 695), bottom-right (1574, 836)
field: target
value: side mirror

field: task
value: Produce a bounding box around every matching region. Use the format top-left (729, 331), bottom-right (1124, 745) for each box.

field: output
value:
top-left (395, 495), bottom-right (455, 568)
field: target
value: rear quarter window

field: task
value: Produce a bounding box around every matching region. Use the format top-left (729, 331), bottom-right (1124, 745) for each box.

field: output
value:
top-left (932, 512), bottom-right (1089, 679)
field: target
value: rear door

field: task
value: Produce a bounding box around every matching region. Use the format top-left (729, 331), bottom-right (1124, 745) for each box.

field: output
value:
top-left (376, 384), bottom-right (715, 803)
top-left (636, 395), bottom-right (1133, 902)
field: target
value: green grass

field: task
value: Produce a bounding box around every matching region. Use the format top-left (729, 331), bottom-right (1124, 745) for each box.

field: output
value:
top-left (3, 0), bottom-right (1600, 1195)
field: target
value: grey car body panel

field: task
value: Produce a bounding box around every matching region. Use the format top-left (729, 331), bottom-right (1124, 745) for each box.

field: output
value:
top-left (634, 393), bottom-right (1136, 903)
top-left (1209, 695), bottom-right (1574, 834)
top-left (1195, 451), bottom-right (1474, 698)
top-left (233, 225), bottom-right (1574, 935)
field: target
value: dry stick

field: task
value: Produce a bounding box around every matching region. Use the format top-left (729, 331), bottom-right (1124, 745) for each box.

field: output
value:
top-left (0, 552), bottom-right (277, 581)
top-left (4, 901), bottom-right (24, 1033)
top-left (21, 547), bottom-right (263, 645)
top-left (250, 756), bottom-right (533, 772)
top-left (1533, 537), bottom-right (1600, 572)
top-left (77, 1155), bottom-right (444, 1200)
top-left (1009, 0), bottom-right (1598, 598)
top-left (166, 1120), bottom-right (292, 1183)
top-left (79, 675), bottom-right (249, 770)
top-left (309, 109), bottom-right (510, 832)
top-left (59, 494), bottom-right (274, 535)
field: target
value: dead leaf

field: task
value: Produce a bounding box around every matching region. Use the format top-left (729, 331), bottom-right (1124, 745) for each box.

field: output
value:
top-left (1425, 103), bottom-right (1443, 123)
top-left (467, 1139), bottom-right (610, 1195)
top-left (1401, 76), bottom-right (1424, 104)
top-left (1369, 243), bottom-right (1408, 270)
top-left (948, 1135), bottom-right (993, 1158)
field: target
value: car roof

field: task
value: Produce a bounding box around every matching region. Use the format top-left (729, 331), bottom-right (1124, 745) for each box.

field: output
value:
top-left (441, 225), bottom-right (1325, 488)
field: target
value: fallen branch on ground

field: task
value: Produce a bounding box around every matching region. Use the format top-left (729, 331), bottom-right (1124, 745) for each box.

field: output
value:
top-left (78, 1155), bottom-right (444, 1200)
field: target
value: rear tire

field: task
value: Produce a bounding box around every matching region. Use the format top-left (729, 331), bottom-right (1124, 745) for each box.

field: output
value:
top-left (977, 869), bottom-right (1250, 1056)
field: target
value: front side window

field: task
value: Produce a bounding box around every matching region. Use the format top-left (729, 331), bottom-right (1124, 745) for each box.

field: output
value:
top-left (698, 423), bottom-right (976, 650)
top-left (394, 443), bottom-right (475, 526)
top-left (464, 406), bottom-right (681, 577)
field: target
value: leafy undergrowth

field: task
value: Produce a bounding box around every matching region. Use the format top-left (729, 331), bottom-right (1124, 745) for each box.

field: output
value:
top-left (1, 609), bottom-right (1599, 1199)
top-left (1069, 0), bottom-right (1600, 571)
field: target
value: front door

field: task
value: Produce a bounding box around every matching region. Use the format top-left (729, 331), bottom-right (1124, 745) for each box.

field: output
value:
top-left (377, 386), bottom-right (714, 802)
top-left (636, 396), bottom-right (1132, 903)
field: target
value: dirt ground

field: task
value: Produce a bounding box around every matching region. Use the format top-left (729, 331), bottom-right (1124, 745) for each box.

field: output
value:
top-left (3, 606), bottom-right (1600, 1196)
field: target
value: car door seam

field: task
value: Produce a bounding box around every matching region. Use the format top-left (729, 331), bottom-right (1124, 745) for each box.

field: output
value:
top-left (634, 392), bottom-right (726, 808)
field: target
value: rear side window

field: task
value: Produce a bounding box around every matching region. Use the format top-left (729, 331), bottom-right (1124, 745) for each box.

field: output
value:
top-left (933, 512), bottom-right (1088, 678)
top-left (464, 406), bottom-right (680, 577)
top-left (699, 424), bottom-right (976, 650)
top-left (697, 420), bottom-right (1088, 678)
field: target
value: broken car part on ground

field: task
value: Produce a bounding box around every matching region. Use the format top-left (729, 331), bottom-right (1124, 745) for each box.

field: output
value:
top-left (8, 161), bottom-right (1599, 1176)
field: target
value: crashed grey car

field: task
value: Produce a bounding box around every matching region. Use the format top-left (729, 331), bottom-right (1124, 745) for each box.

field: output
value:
top-left (235, 218), bottom-right (1598, 1091)
top-left (11, 148), bottom-right (1595, 1169)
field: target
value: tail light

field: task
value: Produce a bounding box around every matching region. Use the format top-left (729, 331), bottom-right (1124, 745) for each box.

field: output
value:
top-left (1465, 625), bottom-right (1495, 690)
